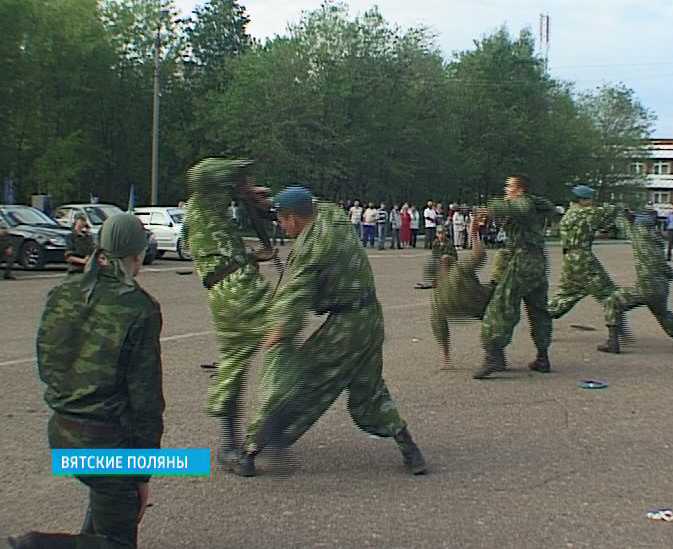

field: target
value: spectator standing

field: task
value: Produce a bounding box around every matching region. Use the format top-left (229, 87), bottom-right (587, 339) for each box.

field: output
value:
top-left (452, 209), bottom-right (466, 249)
top-left (666, 207), bottom-right (673, 261)
top-left (376, 202), bottom-right (389, 250)
top-left (400, 204), bottom-right (411, 248)
top-left (390, 204), bottom-right (402, 249)
top-left (349, 200), bottom-right (363, 239)
top-left (445, 203), bottom-right (456, 243)
top-left (0, 223), bottom-right (21, 280)
top-left (424, 201), bottom-right (437, 249)
top-left (362, 202), bottom-right (377, 247)
top-left (65, 214), bottom-right (96, 274)
top-left (229, 201), bottom-right (240, 228)
top-left (410, 205), bottom-right (420, 248)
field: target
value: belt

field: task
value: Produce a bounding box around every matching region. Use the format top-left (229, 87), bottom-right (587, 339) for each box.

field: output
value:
top-left (55, 414), bottom-right (123, 437)
top-left (317, 290), bottom-right (377, 315)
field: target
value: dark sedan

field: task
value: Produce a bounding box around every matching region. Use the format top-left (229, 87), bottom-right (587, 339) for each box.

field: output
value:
top-left (0, 205), bottom-right (71, 270)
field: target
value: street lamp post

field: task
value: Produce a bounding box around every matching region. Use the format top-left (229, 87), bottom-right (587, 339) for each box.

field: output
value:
top-left (151, 10), bottom-right (168, 206)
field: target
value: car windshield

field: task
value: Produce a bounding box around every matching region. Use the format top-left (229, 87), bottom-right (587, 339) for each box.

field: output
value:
top-left (2, 207), bottom-right (58, 227)
top-left (84, 205), bottom-right (123, 225)
top-left (169, 209), bottom-right (184, 224)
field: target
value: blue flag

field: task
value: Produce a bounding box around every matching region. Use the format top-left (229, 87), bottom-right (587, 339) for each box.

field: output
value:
top-left (127, 184), bottom-right (136, 212)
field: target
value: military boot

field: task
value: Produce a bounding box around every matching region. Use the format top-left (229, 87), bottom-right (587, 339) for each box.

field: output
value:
top-left (528, 350), bottom-right (551, 373)
top-left (216, 401), bottom-right (241, 469)
top-left (231, 451), bottom-right (256, 477)
top-left (473, 347), bottom-right (507, 379)
top-left (394, 427), bottom-right (427, 475)
top-left (8, 532), bottom-right (77, 548)
top-left (597, 326), bottom-right (620, 354)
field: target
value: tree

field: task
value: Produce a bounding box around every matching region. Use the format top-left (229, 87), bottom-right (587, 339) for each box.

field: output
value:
top-left (578, 83), bottom-right (655, 203)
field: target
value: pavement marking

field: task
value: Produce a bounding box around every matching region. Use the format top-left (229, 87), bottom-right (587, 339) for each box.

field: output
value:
top-left (1, 302), bottom-right (428, 367)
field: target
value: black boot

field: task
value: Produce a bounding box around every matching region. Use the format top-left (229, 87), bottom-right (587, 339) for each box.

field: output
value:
top-left (473, 347), bottom-right (507, 379)
top-left (528, 350), bottom-right (551, 373)
top-left (597, 326), bottom-right (620, 354)
top-left (216, 400), bottom-right (241, 469)
top-left (231, 451), bottom-right (256, 477)
top-left (394, 427), bottom-right (427, 475)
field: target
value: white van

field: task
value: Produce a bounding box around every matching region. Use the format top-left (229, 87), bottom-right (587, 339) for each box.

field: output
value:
top-left (133, 207), bottom-right (190, 260)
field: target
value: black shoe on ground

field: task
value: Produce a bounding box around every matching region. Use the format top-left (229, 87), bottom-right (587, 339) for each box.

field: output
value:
top-left (528, 352), bottom-right (551, 372)
top-left (4, 274), bottom-right (16, 280)
top-left (473, 348), bottom-right (507, 379)
top-left (232, 452), bottom-right (256, 477)
top-left (216, 447), bottom-right (241, 469)
top-left (394, 427), bottom-right (427, 475)
top-left (597, 327), bottom-right (620, 354)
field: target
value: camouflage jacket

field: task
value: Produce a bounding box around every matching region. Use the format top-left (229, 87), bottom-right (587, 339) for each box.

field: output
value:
top-left (431, 238), bottom-right (457, 259)
top-left (65, 231), bottom-right (96, 272)
top-left (559, 203), bottom-right (617, 251)
top-left (184, 159), bottom-right (257, 282)
top-left (487, 195), bottom-right (553, 253)
top-left (37, 271), bottom-right (165, 448)
top-left (624, 221), bottom-right (673, 294)
top-left (270, 202), bottom-right (379, 340)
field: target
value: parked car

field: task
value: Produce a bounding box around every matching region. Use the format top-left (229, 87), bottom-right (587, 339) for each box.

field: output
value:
top-left (0, 205), bottom-right (71, 270)
top-left (133, 206), bottom-right (191, 260)
top-left (53, 203), bottom-right (158, 264)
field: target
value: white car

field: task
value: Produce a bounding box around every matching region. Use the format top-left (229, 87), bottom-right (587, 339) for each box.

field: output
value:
top-left (133, 206), bottom-right (191, 260)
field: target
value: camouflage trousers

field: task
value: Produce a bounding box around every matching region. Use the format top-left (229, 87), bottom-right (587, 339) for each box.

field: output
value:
top-left (604, 285), bottom-right (673, 336)
top-left (207, 269), bottom-right (270, 417)
top-left (548, 250), bottom-right (615, 319)
top-left (481, 250), bottom-right (552, 351)
top-left (244, 303), bottom-right (406, 454)
top-left (47, 414), bottom-right (141, 548)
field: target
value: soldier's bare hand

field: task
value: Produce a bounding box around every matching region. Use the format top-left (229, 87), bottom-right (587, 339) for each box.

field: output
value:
top-left (137, 482), bottom-right (150, 523)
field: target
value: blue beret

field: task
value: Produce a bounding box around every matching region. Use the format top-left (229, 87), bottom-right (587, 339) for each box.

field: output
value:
top-left (571, 185), bottom-right (595, 199)
top-left (274, 186), bottom-right (314, 213)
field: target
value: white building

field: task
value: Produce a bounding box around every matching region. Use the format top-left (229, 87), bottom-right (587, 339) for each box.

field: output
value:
top-left (631, 138), bottom-right (673, 219)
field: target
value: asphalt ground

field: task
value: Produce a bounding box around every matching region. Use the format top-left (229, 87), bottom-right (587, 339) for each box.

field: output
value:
top-left (2, 244), bottom-right (673, 548)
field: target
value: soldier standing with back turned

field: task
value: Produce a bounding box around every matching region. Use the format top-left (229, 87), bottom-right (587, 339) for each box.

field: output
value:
top-left (9, 213), bottom-right (164, 549)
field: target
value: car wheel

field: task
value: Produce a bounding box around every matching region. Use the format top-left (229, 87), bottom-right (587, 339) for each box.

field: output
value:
top-left (156, 250), bottom-right (165, 258)
top-left (21, 241), bottom-right (46, 270)
top-left (177, 239), bottom-right (192, 261)
top-left (143, 252), bottom-right (156, 265)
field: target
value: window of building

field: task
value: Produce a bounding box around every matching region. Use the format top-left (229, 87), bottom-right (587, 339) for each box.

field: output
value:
top-left (651, 192), bottom-right (671, 204)
top-left (652, 161), bottom-right (671, 175)
top-left (630, 161), bottom-right (644, 175)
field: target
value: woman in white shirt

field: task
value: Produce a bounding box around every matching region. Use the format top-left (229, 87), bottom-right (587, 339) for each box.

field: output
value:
top-left (349, 200), bottom-right (363, 239)
top-left (452, 210), bottom-right (466, 249)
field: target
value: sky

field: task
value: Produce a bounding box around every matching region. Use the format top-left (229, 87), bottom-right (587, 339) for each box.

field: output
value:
top-left (175, 0), bottom-right (673, 137)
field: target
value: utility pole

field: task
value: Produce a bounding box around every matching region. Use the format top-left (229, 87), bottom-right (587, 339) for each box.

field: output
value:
top-left (151, 9), bottom-right (168, 206)
top-left (539, 13), bottom-right (551, 72)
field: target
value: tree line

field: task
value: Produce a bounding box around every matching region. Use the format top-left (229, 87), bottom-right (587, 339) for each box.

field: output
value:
top-left (0, 0), bottom-right (656, 208)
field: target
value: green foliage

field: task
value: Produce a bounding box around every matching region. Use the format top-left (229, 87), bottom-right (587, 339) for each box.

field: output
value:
top-left (0, 0), bottom-right (656, 209)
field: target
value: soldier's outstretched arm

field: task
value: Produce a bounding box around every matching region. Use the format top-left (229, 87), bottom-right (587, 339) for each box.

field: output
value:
top-left (126, 303), bottom-right (166, 449)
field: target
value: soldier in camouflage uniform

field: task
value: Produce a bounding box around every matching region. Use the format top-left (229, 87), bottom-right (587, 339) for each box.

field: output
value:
top-left (415, 224), bottom-right (458, 290)
top-left (548, 185), bottom-right (618, 320)
top-left (235, 187), bottom-right (426, 477)
top-left (474, 175), bottom-right (554, 379)
top-left (65, 213), bottom-right (96, 274)
top-left (184, 158), bottom-right (273, 467)
top-left (598, 211), bottom-right (673, 353)
top-left (9, 214), bottom-right (164, 549)
top-left (432, 221), bottom-right (510, 370)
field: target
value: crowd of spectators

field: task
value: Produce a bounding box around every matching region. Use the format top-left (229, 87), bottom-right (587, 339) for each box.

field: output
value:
top-left (338, 200), bottom-right (507, 250)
